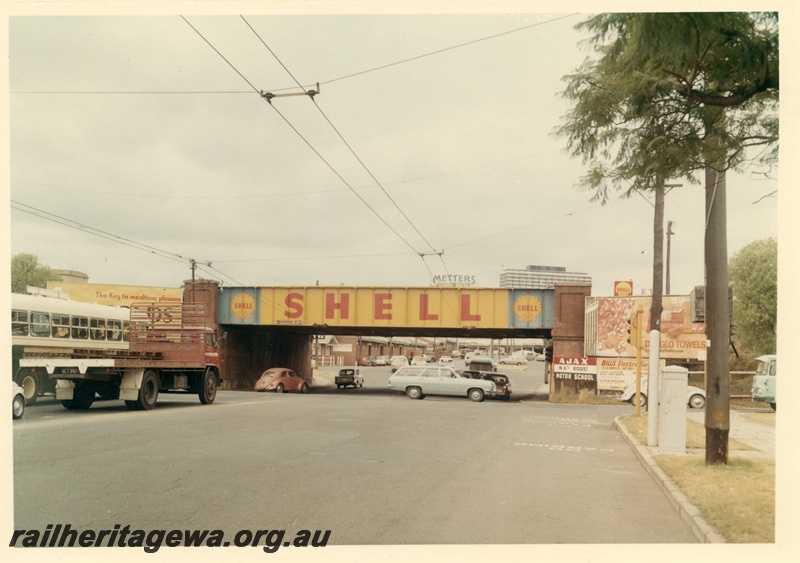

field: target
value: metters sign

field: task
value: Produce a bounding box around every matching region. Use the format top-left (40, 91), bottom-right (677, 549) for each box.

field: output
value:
top-left (218, 287), bottom-right (554, 329)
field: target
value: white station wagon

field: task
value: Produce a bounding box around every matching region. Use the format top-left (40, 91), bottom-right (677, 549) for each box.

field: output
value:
top-left (388, 365), bottom-right (500, 402)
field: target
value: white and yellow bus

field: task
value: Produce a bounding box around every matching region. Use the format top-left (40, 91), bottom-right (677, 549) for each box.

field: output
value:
top-left (11, 293), bottom-right (131, 403)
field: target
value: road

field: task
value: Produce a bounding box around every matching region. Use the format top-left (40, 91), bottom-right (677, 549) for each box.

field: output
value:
top-left (11, 361), bottom-right (698, 547)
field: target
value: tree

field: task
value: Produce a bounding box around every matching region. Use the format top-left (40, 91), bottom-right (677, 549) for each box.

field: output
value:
top-left (11, 253), bottom-right (62, 293)
top-left (728, 238), bottom-right (777, 354)
top-left (557, 13), bottom-right (779, 465)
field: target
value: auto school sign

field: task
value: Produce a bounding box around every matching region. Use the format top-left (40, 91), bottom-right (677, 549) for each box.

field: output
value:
top-left (553, 357), bottom-right (597, 382)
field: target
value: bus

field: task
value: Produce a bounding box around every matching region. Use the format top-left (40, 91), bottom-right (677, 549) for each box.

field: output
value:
top-left (11, 293), bottom-right (131, 403)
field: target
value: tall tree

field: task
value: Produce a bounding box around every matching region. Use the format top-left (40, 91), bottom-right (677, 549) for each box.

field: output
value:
top-left (557, 13), bottom-right (778, 464)
top-left (728, 238), bottom-right (777, 354)
top-left (11, 253), bottom-right (62, 293)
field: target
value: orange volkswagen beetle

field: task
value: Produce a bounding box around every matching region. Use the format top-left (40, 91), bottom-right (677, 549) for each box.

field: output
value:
top-left (254, 368), bottom-right (310, 394)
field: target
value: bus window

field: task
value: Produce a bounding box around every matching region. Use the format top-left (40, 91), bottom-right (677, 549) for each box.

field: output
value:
top-left (31, 312), bottom-right (51, 337)
top-left (90, 318), bottom-right (106, 340)
top-left (107, 320), bottom-right (123, 341)
top-left (122, 321), bottom-right (131, 342)
top-left (52, 314), bottom-right (70, 338)
top-left (12, 310), bottom-right (29, 336)
top-left (71, 316), bottom-right (89, 340)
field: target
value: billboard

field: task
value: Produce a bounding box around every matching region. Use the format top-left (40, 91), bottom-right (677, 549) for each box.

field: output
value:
top-left (586, 295), bottom-right (706, 360)
top-left (47, 282), bottom-right (183, 308)
top-left (218, 287), bottom-right (555, 329)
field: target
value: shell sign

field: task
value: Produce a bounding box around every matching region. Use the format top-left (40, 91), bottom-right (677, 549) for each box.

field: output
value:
top-left (230, 292), bottom-right (257, 320)
top-left (513, 294), bottom-right (542, 323)
top-left (614, 281), bottom-right (633, 297)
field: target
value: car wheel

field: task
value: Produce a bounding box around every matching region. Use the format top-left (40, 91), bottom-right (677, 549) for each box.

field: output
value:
top-left (300, 383), bottom-right (309, 394)
top-left (13, 394), bottom-right (25, 419)
top-left (276, 383), bottom-right (284, 393)
top-left (689, 393), bottom-right (706, 409)
top-left (406, 386), bottom-right (423, 400)
top-left (468, 388), bottom-right (485, 402)
top-left (631, 393), bottom-right (647, 409)
top-left (16, 373), bottom-right (40, 405)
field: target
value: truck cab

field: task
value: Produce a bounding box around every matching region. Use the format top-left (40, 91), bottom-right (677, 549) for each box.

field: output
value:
top-left (751, 354), bottom-right (777, 410)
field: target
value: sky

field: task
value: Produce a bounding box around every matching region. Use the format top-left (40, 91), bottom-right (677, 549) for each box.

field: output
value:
top-left (3, 3), bottom-right (787, 300)
top-left (2, 2), bottom-right (799, 560)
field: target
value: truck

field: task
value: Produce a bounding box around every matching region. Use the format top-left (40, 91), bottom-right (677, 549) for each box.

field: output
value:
top-left (15, 302), bottom-right (222, 411)
top-left (335, 368), bottom-right (364, 389)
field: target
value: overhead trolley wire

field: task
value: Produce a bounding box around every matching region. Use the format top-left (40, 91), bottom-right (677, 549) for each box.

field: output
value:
top-left (181, 15), bottom-right (436, 280)
top-left (10, 199), bottom-right (241, 288)
top-left (240, 15), bottom-right (452, 286)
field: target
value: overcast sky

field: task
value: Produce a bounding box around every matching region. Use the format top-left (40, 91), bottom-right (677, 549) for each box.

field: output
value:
top-left (4, 4), bottom-right (788, 300)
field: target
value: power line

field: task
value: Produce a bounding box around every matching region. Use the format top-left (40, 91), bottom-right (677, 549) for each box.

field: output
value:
top-left (319, 13), bottom-right (581, 86)
top-left (241, 15), bottom-right (442, 277)
top-left (10, 147), bottom-right (559, 201)
top-left (182, 16), bottom-right (431, 267)
top-left (12, 14), bottom-right (580, 96)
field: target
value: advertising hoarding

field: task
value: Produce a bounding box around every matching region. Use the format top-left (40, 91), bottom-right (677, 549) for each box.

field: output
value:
top-left (47, 282), bottom-right (182, 307)
top-left (588, 295), bottom-right (706, 360)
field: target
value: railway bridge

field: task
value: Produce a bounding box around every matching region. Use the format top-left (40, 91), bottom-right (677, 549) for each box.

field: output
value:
top-left (185, 281), bottom-right (591, 389)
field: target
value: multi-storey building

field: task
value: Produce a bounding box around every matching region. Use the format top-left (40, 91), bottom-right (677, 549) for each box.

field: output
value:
top-left (499, 265), bottom-right (591, 290)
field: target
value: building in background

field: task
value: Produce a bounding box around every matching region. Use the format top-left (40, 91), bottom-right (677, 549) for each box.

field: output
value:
top-left (500, 265), bottom-right (591, 290)
top-left (52, 270), bottom-right (89, 284)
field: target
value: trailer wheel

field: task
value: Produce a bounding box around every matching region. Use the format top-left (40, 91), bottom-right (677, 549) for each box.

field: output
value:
top-left (61, 385), bottom-right (95, 411)
top-left (16, 373), bottom-right (40, 405)
top-left (199, 370), bottom-right (218, 405)
top-left (131, 370), bottom-right (159, 411)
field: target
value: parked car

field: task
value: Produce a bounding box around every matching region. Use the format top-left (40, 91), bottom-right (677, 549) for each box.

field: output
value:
top-left (618, 379), bottom-right (706, 409)
top-left (12, 382), bottom-right (25, 419)
top-left (335, 368), bottom-right (364, 389)
top-left (463, 352), bottom-right (474, 363)
top-left (410, 356), bottom-right (427, 366)
top-left (751, 354), bottom-right (777, 410)
top-left (373, 356), bottom-right (390, 366)
top-left (499, 356), bottom-right (527, 366)
top-left (437, 356), bottom-right (453, 366)
top-left (388, 365), bottom-right (502, 402)
top-left (254, 368), bottom-right (310, 393)
top-left (360, 356), bottom-right (377, 366)
top-left (524, 351), bottom-right (535, 361)
top-left (390, 355), bottom-right (410, 373)
top-left (467, 356), bottom-right (496, 373)
top-left (461, 370), bottom-right (512, 400)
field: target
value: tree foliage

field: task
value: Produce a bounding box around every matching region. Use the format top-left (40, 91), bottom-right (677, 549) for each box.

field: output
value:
top-left (556, 12), bottom-right (779, 203)
top-left (11, 253), bottom-right (62, 294)
top-left (728, 238), bottom-right (777, 354)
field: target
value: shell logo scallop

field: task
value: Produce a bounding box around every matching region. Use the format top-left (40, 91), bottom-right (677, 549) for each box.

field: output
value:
top-left (514, 294), bottom-right (542, 323)
top-left (614, 281), bottom-right (633, 297)
top-left (230, 292), bottom-right (256, 320)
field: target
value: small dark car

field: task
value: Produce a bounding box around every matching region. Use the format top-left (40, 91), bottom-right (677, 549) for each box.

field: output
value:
top-left (336, 368), bottom-right (364, 389)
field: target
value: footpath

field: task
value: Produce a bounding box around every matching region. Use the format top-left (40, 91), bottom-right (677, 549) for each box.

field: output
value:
top-left (614, 408), bottom-right (776, 543)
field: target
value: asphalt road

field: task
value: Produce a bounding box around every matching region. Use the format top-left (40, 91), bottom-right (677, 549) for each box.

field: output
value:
top-left (11, 362), bottom-right (698, 547)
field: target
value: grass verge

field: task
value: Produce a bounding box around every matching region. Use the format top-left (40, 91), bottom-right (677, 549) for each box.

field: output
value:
top-left (547, 388), bottom-right (621, 405)
top-left (618, 414), bottom-right (774, 543)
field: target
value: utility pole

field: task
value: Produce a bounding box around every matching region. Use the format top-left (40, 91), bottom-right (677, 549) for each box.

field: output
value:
top-left (666, 221), bottom-right (674, 295)
top-left (190, 259), bottom-right (197, 303)
top-left (704, 106), bottom-right (730, 465)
